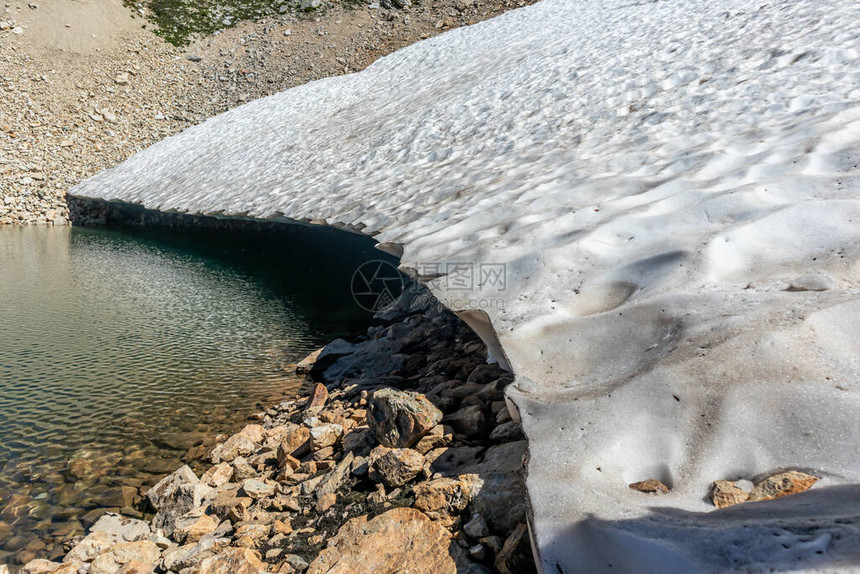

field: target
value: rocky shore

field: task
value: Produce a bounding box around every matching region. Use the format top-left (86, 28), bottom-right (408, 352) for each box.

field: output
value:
top-left (2, 286), bottom-right (537, 574)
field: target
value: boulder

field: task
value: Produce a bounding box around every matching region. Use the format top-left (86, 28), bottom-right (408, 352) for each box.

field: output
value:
top-left (148, 469), bottom-right (214, 537)
top-left (88, 540), bottom-right (160, 574)
top-left (371, 448), bottom-right (424, 488)
top-left (413, 474), bottom-right (483, 520)
top-left (90, 513), bottom-right (151, 543)
top-left (196, 547), bottom-right (265, 574)
top-left (201, 463), bottom-right (234, 488)
top-left (307, 508), bottom-right (460, 574)
top-left (710, 480), bottom-right (750, 508)
top-left (20, 560), bottom-right (61, 574)
top-left (463, 514), bottom-right (490, 539)
top-left (749, 471), bottom-right (818, 501)
top-left (368, 388), bottom-right (442, 448)
top-left (65, 531), bottom-right (124, 563)
top-left (145, 465), bottom-right (198, 512)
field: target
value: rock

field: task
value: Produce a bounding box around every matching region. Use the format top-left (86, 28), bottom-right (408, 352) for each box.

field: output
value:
top-left (64, 531), bottom-right (119, 563)
top-left (748, 471), bottom-right (818, 501)
top-left (114, 73), bottom-right (130, 85)
top-left (201, 463), bottom-right (233, 487)
top-left (307, 508), bottom-right (460, 574)
top-left (20, 560), bottom-right (61, 574)
top-left (196, 547), bottom-right (265, 574)
top-left (467, 363), bottom-right (503, 384)
top-left (470, 471), bottom-right (527, 532)
top-left (300, 0), bottom-right (321, 10)
top-left (342, 427), bottom-right (375, 456)
top-left (209, 489), bottom-right (251, 521)
top-left (231, 457), bottom-right (257, 482)
top-left (282, 554), bottom-right (309, 572)
top-left (371, 448), bottom-right (424, 488)
top-left (237, 424), bottom-right (265, 444)
top-left (442, 405), bottom-right (486, 437)
top-left (160, 535), bottom-right (230, 572)
top-left (787, 272), bottom-right (836, 292)
top-left (463, 514), bottom-right (490, 539)
top-left (273, 519), bottom-right (293, 535)
top-left (710, 480), bottom-right (750, 508)
top-left (309, 423), bottom-right (344, 450)
top-left (368, 388), bottom-right (443, 448)
top-left (413, 425), bottom-right (454, 454)
top-left (117, 561), bottom-right (154, 574)
top-left (147, 468), bottom-right (214, 536)
top-left (489, 421), bottom-right (524, 442)
top-left (90, 513), bottom-right (151, 542)
top-left (234, 523), bottom-right (271, 546)
top-left (306, 382), bottom-right (329, 412)
top-left (98, 486), bottom-right (138, 508)
top-left (628, 479), bottom-right (670, 494)
top-left (315, 452), bottom-right (355, 500)
top-left (88, 540), bottom-right (160, 574)
top-left (296, 348), bottom-right (323, 373)
top-left (211, 433), bottom-right (256, 463)
top-left (277, 425), bottom-right (311, 460)
top-left (186, 54), bottom-right (203, 62)
top-left (413, 474), bottom-right (483, 519)
top-left (241, 478), bottom-right (275, 499)
top-left (174, 513), bottom-right (219, 544)
top-left (317, 492), bottom-right (337, 513)
top-left (147, 465), bottom-right (199, 510)
top-left (495, 523), bottom-right (536, 574)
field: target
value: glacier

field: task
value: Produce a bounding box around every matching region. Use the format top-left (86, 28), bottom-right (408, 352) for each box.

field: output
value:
top-left (71, 0), bottom-right (860, 571)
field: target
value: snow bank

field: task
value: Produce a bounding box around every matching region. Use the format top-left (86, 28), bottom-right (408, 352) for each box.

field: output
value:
top-left (72, 0), bottom-right (860, 570)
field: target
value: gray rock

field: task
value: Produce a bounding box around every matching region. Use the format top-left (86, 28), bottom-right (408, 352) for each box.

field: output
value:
top-left (241, 478), bottom-right (275, 499)
top-left (300, 0), bottom-right (321, 10)
top-left (316, 452), bottom-right (355, 500)
top-left (442, 405), bottom-right (486, 437)
top-left (489, 421), bottom-right (524, 442)
top-left (463, 514), bottom-right (490, 539)
top-left (146, 465), bottom-right (199, 512)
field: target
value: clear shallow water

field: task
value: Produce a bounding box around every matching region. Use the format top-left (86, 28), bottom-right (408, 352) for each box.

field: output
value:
top-left (0, 224), bottom-right (386, 564)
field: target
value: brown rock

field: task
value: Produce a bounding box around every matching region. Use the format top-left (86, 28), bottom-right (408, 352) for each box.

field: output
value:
top-left (307, 508), bottom-right (459, 574)
top-left (371, 448), bottom-right (424, 488)
top-left (197, 547), bottom-right (266, 574)
top-left (211, 433), bottom-right (257, 463)
top-left (628, 479), bottom-right (669, 494)
top-left (495, 523), bottom-right (537, 574)
top-left (88, 540), bottom-right (160, 574)
top-left (176, 513), bottom-right (219, 543)
top-left (317, 492), bottom-right (337, 513)
top-left (273, 519), bottom-right (293, 535)
top-left (201, 463), bottom-right (234, 488)
top-left (413, 425), bottom-right (454, 455)
top-left (296, 347), bottom-right (324, 374)
top-left (749, 471), bottom-right (818, 502)
top-left (118, 561), bottom-right (155, 574)
top-left (19, 560), bottom-right (61, 574)
top-left (710, 480), bottom-right (750, 508)
top-left (306, 382), bottom-right (329, 413)
top-left (413, 474), bottom-right (483, 519)
top-left (368, 388), bottom-right (443, 448)
top-left (277, 425), bottom-right (311, 461)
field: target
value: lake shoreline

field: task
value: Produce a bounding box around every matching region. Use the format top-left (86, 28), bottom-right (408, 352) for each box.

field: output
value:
top-left (4, 282), bottom-right (535, 573)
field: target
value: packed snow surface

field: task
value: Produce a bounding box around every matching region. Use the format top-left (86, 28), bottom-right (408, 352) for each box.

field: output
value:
top-left (73, 0), bottom-right (860, 571)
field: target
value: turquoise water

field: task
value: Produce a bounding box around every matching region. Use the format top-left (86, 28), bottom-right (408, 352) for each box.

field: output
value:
top-left (0, 224), bottom-right (388, 564)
